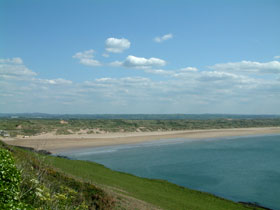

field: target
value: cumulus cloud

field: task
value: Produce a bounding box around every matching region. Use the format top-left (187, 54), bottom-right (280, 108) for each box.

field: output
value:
top-left (0, 57), bottom-right (23, 64)
top-left (0, 57), bottom-right (36, 80)
top-left (198, 71), bottom-right (242, 81)
top-left (79, 59), bottom-right (101, 66)
top-left (0, 57), bottom-right (78, 113)
top-left (274, 55), bottom-right (280, 59)
top-left (122, 55), bottom-right (166, 69)
top-left (110, 56), bottom-right (171, 74)
top-left (154, 33), bottom-right (173, 43)
top-left (0, 57), bottom-right (73, 85)
top-left (109, 61), bottom-right (122, 67)
top-left (102, 53), bottom-right (110, 58)
top-left (82, 76), bottom-right (153, 105)
top-left (94, 77), bottom-right (150, 84)
top-left (180, 67), bottom-right (198, 72)
top-left (105, 38), bottom-right (131, 53)
top-left (72, 49), bottom-right (101, 66)
top-left (209, 60), bottom-right (280, 74)
top-left (36, 78), bottom-right (72, 85)
top-left (144, 69), bottom-right (174, 75)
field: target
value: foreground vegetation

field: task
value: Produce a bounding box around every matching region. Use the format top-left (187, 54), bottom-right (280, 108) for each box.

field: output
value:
top-left (0, 141), bottom-right (114, 210)
top-left (0, 140), bottom-right (268, 210)
top-left (1, 118), bottom-right (280, 137)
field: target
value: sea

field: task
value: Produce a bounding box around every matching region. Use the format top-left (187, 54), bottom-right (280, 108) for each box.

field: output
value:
top-left (59, 134), bottom-right (280, 210)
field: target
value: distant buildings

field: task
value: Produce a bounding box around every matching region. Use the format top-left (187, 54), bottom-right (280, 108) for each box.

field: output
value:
top-left (0, 130), bottom-right (10, 137)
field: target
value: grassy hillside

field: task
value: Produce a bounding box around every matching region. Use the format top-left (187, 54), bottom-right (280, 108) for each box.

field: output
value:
top-left (0, 140), bottom-right (267, 210)
top-left (0, 141), bottom-right (114, 210)
top-left (46, 156), bottom-right (267, 210)
top-left (1, 118), bottom-right (280, 137)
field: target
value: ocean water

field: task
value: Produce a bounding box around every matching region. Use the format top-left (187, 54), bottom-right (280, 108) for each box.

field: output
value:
top-left (60, 135), bottom-right (280, 210)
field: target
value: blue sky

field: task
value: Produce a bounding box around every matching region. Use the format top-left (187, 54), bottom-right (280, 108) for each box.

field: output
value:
top-left (1, 0), bottom-right (280, 114)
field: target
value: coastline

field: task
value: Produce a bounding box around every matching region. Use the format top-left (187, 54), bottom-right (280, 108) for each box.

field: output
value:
top-left (2, 127), bottom-right (280, 153)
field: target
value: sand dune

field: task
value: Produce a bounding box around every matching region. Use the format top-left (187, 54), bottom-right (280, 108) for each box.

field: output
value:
top-left (2, 127), bottom-right (280, 153)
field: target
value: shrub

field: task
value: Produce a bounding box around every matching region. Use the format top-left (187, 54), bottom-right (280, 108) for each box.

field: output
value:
top-left (0, 148), bottom-right (31, 210)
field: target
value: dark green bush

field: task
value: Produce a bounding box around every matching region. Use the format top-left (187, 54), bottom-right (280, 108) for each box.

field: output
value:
top-left (0, 148), bottom-right (31, 210)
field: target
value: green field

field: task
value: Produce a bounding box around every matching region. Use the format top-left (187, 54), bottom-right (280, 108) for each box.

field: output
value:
top-left (0, 140), bottom-right (266, 210)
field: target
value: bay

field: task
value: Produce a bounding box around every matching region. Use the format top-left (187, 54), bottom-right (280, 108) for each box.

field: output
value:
top-left (61, 134), bottom-right (280, 210)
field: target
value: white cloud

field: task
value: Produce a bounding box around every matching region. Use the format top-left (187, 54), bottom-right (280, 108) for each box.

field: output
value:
top-left (0, 65), bottom-right (36, 77)
top-left (198, 71), bottom-right (242, 81)
top-left (109, 61), bottom-right (122, 67)
top-left (72, 49), bottom-right (94, 59)
top-left (36, 78), bottom-right (72, 85)
top-left (0, 57), bottom-right (36, 80)
top-left (154, 33), bottom-right (173, 43)
top-left (82, 77), bottom-right (153, 105)
top-left (180, 67), bottom-right (198, 72)
top-left (102, 53), bottom-right (110, 58)
top-left (0, 57), bottom-right (73, 85)
top-left (0, 57), bottom-right (23, 64)
top-left (209, 60), bottom-right (280, 74)
top-left (79, 59), bottom-right (101, 66)
top-left (122, 55), bottom-right (166, 69)
top-left (72, 49), bottom-right (101, 66)
top-left (0, 57), bottom-right (78, 113)
top-left (94, 78), bottom-right (114, 83)
top-left (105, 37), bottom-right (131, 53)
top-left (144, 69), bottom-right (174, 75)
top-left (274, 55), bottom-right (280, 59)
top-left (92, 77), bottom-right (151, 85)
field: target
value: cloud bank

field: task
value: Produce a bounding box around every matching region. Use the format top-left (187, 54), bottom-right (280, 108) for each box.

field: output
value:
top-left (209, 60), bottom-right (280, 74)
top-left (1, 57), bottom-right (279, 114)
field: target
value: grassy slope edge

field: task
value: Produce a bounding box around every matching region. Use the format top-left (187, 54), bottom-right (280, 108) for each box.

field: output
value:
top-left (47, 154), bottom-right (265, 210)
top-left (0, 140), bottom-right (265, 210)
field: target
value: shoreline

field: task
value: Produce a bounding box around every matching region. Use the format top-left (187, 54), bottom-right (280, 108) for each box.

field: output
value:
top-left (2, 127), bottom-right (280, 153)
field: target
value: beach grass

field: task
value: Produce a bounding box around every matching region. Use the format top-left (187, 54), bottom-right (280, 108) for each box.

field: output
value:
top-left (1, 118), bottom-right (280, 137)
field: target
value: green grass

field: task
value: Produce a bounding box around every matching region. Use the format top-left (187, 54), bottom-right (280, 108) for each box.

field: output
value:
top-left (46, 155), bottom-right (264, 210)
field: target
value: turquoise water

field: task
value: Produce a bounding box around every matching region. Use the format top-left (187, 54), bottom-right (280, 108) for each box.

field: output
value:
top-left (60, 135), bottom-right (280, 210)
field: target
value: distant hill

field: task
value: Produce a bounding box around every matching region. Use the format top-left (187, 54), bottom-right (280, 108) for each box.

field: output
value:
top-left (0, 113), bottom-right (279, 120)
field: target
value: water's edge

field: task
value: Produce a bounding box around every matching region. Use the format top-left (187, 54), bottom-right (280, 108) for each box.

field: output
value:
top-left (58, 134), bottom-right (280, 210)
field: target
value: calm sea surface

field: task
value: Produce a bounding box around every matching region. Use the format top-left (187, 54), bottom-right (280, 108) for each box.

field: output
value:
top-left (60, 134), bottom-right (280, 210)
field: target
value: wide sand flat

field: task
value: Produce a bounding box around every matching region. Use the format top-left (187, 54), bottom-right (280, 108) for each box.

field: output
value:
top-left (2, 127), bottom-right (280, 153)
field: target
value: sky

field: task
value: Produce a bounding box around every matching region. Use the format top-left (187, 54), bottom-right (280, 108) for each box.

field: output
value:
top-left (1, 0), bottom-right (280, 114)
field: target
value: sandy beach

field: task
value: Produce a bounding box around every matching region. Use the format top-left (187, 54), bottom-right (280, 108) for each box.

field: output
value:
top-left (2, 127), bottom-right (280, 153)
